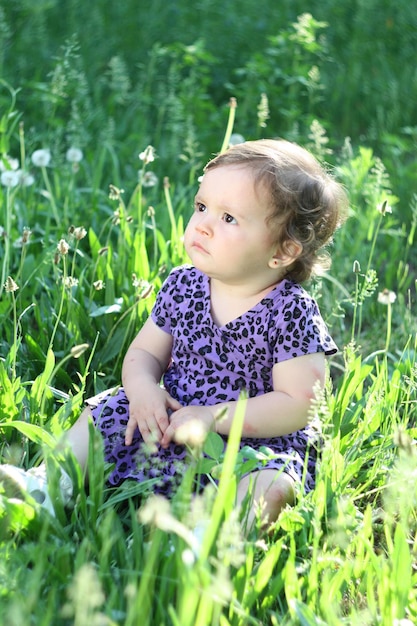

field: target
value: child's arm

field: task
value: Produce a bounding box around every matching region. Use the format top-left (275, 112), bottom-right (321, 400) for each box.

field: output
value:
top-left (122, 317), bottom-right (181, 445)
top-left (160, 352), bottom-right (325, 447)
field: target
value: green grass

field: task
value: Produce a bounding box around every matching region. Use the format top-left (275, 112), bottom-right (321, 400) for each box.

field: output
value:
top-left (1, 7), bottom-right (417, 624)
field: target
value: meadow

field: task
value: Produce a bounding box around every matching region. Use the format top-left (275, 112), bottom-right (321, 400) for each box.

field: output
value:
top-left (0, 2), bottom-right (416, 624)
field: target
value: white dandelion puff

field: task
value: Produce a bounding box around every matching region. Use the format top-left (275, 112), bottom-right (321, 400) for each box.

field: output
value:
top-left (31, 149), bottom-right (51, 167)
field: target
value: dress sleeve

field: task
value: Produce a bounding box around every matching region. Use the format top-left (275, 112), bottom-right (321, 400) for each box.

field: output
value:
top-left (150, 270), bottom-right (177, 333)
top-left (271, 292), bottom-right (337, 362)
top-left (150, 266), bottom-right (189, 333)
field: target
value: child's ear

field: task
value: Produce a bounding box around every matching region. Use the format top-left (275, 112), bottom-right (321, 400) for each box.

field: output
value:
top-left (268, 240), bottom-right (302, 269)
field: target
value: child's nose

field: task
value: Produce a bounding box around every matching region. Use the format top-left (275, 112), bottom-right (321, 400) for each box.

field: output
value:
top-left (196, 214), bottom-right (213, 236)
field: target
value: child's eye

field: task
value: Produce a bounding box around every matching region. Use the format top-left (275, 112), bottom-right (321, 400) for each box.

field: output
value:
top-left (195, 202), bottom-right (207, 213)
top-left (223, 213), bottom-right (237, 224)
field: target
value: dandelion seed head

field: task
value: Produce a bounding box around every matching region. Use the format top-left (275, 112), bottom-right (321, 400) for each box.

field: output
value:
top-left (1, 170), bottom-right (20, 188)
top-left (0, 155), bottom-right (19, 171)
top-left (138, 170), bottom-right (158, 187)
top-left (18, 170), bottom-right (35, 187)
top-left (31, 149), bottom-right (51, 167)
top-left (228, 133), bottom-right (245, 147)
top-left (377, 289), bottom-right (396, 305)
top-left (66, 147), bottom-right (83, 163)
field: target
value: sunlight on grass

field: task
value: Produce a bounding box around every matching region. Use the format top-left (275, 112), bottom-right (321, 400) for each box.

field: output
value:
top-left (0, 11), bottom-right (416, 623)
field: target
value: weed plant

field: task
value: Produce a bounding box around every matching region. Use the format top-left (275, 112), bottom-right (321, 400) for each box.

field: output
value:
top-left (0, 11), bottom-right (417, 625)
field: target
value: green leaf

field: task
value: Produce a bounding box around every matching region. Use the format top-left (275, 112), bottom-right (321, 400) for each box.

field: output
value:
top-left (202, 431), bottom-right (225, 461)
top-left (291, 600), bottom-right (328, 626)
top-left (0, 497), bottom-right (37, 539)
top-left (195, 458), bottom-right (217, 474)
top-left (89, 298), bottom-right (123, 317)
top-left (1, 421), bottom-right (56, 448)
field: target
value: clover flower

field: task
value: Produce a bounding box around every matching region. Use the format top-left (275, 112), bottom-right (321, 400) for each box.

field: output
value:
top-left (13, 227), bottom-right (32, 248)
top-left (63, 276), bottom-right (79, 288)
top-left (57, 239), bottom-right (70, 255)
top-left (108, 184), bottom-right (124, 201)
top-left (93, 280), bottom-right (105, 291)
top-left (22, 227), bottom-right (32, 244)
top-left (73, 226), bottom-right (87, 240)
top-left (132, 274), bottom-right (153, 299)
top-left (31, 149), bottom-right (51, 167)
top-left (66, 147), bottom-right (83, 163)
top-left (376, 200), bottom-right (392, 215)
top-left (4, 276), bottom-right (19, 292)
top-left (1, 170), bottom-right (20, 188)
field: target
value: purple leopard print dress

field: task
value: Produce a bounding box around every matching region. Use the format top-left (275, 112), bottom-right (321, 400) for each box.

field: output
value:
top-left (88, 265), bottom-right (337, 497)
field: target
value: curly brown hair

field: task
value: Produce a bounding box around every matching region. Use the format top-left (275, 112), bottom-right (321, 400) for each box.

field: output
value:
top-left (205, 139), bottom-right (348, 283)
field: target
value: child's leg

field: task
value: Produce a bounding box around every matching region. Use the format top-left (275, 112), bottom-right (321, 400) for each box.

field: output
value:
top-left (237, 469), bottom-right (295, 531)
top-left (63, 406), bottom-right (93, 471)
top-left (0, 406), bottom-right (94, 514)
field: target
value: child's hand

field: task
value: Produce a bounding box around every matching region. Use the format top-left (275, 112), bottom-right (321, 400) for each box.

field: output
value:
top-left (160, 405), bottom-right (215, 448)
top-left (124, 385), bottom-right (181, 446)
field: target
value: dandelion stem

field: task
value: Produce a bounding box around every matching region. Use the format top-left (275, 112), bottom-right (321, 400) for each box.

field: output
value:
top-left (385, 301), bottom-right (392, 353)
top-left (351, 270), bottom-right (359, 343)
top-left (357, 211), bottom-right (383, 337)
top-left (163, 177), bottom-right (178, 244)
top-left (135, 178), bottom-right (143, 229)
top-left (366, 211), bottom-right (383, 277)
top-left (220, 97), bottom-right (237, 154)
top-left (48, 256), bottom-right (67, 354)
top-left (10, 289), bottom-right (19, 380)
top-left (0, 187), bottom-right (14, 299)
top-left (41, 165), bottom-right (60, 224)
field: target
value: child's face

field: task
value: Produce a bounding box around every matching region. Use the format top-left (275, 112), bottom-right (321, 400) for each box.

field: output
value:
top-left (184, 164), bottom-right (282, 288)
